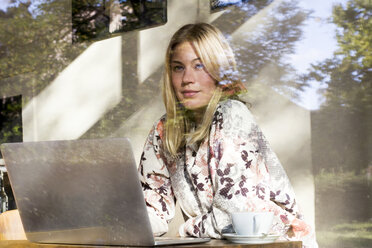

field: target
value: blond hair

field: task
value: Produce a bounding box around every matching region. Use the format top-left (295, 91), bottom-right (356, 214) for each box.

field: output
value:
top-left (163, 23), bottom-right (246, 156)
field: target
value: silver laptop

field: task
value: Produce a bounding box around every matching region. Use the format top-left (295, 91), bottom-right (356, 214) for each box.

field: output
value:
top-left (1, 138), bottom-right (210, 246)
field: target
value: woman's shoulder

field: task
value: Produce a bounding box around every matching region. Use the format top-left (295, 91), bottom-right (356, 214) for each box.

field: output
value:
top-left (212, 99), bottom-right (257, 135)
top-left (147, 114), bottom-right (167, 139)
top-left (217, 99), bottom-right (253, 119)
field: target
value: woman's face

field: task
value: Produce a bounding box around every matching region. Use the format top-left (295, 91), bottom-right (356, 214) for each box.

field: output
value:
top-left (171, 42), bottom-right (217, 111)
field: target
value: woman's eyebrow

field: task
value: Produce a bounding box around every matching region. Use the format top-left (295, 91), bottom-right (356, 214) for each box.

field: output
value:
top-left (171, 60), bottom-right (183, 64)
top-left (171, 58), bottom-right (201, 63)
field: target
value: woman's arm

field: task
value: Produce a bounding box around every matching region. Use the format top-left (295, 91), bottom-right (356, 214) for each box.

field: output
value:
top-left (179, 100), bottom-right (316, 247)
top-left (138, 119), bottom-right (176, 236)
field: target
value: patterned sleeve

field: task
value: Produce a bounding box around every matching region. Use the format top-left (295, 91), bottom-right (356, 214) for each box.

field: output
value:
top-left (180, 100), bottom-right (317, 247)
top-left (138, 118), bottom-right (176, 236)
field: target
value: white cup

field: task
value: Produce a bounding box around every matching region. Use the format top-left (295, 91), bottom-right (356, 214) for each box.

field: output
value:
top-left (231, 212), bottom-right (274, 236)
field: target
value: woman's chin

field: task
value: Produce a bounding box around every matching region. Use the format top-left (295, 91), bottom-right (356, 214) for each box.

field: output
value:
top-left (182, 101), bottom-right (208, 111)
top-left (183, 105), bottom-right (206, 112)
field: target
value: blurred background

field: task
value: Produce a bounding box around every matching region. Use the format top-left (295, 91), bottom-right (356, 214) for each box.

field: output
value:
top-left (0, 0), bottom-right (371, 247)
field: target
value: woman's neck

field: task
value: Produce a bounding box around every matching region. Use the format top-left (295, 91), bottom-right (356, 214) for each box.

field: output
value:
top-left (185, 107), bottom-right (206, 126)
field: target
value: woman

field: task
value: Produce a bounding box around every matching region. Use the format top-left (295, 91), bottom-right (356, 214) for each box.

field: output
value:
top-left (138, 23), bottom-right (317, 247)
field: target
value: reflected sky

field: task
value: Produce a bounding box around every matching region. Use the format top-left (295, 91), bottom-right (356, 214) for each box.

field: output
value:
top-left (287, 0), bottom-right (347, 110)
top-left (0, 1), bottom-right (10, 11)
top-left (0, 0), bottom-right (41, 12)
top-left (0, 0), bottom-right (348, 111)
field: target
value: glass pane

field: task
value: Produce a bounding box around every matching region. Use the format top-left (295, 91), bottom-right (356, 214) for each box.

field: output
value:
top-left (0, 0), bottom-right (370, 246)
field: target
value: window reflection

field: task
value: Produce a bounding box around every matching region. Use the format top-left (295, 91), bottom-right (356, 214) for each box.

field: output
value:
top-left (0, 0), bottom-right (370, 247)
top-left (304, 1), bottom-right (372, 247)
top-left (210, 0), bottom-right (251, 11)
top-left (0, 95), bottom-right (21, 212)
top-left (0, 95), bottom-right (23, 155)
top-left (72, 0), bottom-right (167, 43)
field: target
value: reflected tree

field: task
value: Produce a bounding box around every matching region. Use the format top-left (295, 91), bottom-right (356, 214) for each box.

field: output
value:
top-left (72, 0), bottom-right (167, 43)
top-left (84, 0), bottom-right (311, 137)
top-left (0, 0), bottom-right (167, 140)
top-left (309, 0), bottom-right (371, 112)
top-left (72, 0), bottom-right (110, 43)
top-left (213, 0), bottom-right (310, 100)
top-left (308, 1), bottom-right (371, 244)
top-left (0, 0), bottom-right (85, 98)
top-left (0, 0), bottom-right (313, 139)
top-left (0, 95), bottom-right (22, 147)
top-left (308, 0), bottom-right (371, 174)
top-left (243, 0), bottom-right (309, 98)
top-left (211, 0), bottom-right (253, 11)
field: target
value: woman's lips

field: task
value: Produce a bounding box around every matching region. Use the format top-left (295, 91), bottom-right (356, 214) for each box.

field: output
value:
top-left (182, 90), bottom-right (199, 98)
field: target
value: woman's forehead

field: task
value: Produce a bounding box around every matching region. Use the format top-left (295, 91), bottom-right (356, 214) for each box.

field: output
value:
top-left (171, 42), bottom-right (200, 62)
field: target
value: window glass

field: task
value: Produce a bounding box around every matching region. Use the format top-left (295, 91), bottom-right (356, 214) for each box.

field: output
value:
top-left (0, 0), bottom-right (370, 246)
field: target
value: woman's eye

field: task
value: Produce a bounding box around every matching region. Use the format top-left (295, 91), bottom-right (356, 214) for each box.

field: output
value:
top-left (172, 65), bottom-right (184, 72)
top-left (195, 63), bottom-right (204, 70)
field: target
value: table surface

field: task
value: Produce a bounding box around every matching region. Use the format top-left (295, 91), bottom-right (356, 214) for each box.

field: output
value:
top-left (0, 239), bottom-right (302, 248)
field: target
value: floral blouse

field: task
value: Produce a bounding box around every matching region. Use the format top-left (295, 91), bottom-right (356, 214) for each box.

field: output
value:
top-left (138, 99), bottom-right (317, 248)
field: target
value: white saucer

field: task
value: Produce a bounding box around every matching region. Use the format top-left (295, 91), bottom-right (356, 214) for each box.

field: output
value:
top-left (222, 233), bottom-right (280, 244)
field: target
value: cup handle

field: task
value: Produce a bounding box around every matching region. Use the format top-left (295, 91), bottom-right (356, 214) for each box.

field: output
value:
top-left (253, 215), bottom-right (261, 234)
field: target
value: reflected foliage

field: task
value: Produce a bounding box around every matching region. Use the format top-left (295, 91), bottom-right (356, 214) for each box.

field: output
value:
top-left (317, 221), bottom-right (372, 248)
top-left (315, 169), bottom-right (372, 248)
top-left (211, 0), bottom-right (251, 11)
top-left (72, 0), bottom-right (167, 43)
top-left (72, 0), bottom-right (110, 43)
top-left (0, 0), bottom-right (85, 97)
top-left (0, 95), bottom-right (23, 158)
top-left (308, 0), bottom-right (371, 112)
top-left (309, 0), bottom-right (371, 174)
top-left (85, 0), bottom-right (310, 137)
top-left (1, 0), bottom-right (315, 139)
top-left (218, 0), bottom-right (309, 99)
top-left (308, 1), bottom-right (372, 245)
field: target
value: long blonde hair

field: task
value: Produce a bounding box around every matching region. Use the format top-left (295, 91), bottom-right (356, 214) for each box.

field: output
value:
top-left (163, 23), bottom-right (246, 156)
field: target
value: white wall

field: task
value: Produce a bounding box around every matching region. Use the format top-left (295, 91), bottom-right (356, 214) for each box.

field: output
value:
top-left (22, 37), bottom-right (122, 141)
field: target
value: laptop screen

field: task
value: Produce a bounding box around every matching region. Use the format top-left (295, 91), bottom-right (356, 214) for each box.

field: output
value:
top-left (1, 138), bottom-right (155, 246)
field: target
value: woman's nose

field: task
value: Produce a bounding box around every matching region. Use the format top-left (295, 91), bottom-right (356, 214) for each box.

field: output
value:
top-left (182, 68), bottom-right (195, 85)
